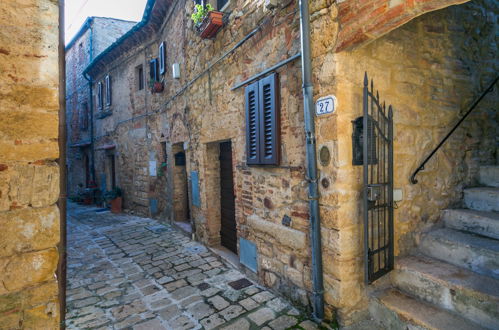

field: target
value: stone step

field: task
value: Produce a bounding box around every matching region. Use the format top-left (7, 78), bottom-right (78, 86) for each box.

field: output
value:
top-left (392, 255), bottom-right (499, 329)
top-left (464, 187), bottom-right (499, 212)
top-left (442, 209), bottom-right (499, 240)
top-left (479, 166), bottom-right (499, 188)
top-left (419, 228), bottom-right (499, 279)
top-left (369, 289), bottom-right (485, 330)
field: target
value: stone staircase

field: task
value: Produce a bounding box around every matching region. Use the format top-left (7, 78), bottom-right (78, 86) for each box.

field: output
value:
top-left (370, 165), bottom-right (499, 330)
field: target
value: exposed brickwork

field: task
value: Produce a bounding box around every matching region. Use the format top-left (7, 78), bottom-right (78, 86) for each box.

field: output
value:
top-left (0, 0), bottom-right (61, 327)
top-left (335, 0), bottom-right (470, 52)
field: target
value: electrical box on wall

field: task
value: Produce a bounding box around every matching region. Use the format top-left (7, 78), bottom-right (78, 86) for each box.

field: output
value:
top-left (352, 116), bottom-right (378, 165)
top-left (172, 63), bottom-right (180, 79)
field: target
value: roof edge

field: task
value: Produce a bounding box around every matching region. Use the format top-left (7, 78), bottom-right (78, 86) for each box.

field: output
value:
top-left (83, 0), bottom-right (157, 77)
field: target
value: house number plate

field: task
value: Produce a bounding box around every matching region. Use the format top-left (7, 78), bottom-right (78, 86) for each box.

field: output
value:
top-left (315, 95), bottom-right (337, 116)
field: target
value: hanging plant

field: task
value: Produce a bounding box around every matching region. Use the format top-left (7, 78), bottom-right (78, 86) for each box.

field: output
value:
top-left (191, 4), bottom-right (215, 25)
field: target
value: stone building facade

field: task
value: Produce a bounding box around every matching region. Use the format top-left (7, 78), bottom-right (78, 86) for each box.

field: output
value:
top-left (0, 0), bottom-right (61, 328)
top-left (66, 17), bottom-right (136, 197)
top-left (79, 0), bottom-right (498, 326)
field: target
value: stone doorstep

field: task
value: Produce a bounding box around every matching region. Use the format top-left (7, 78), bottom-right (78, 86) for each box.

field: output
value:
top-left (369, 289), bottom-right (485, 330)
top-left (419, 227), bottom-right (499, 279)
top-left (442, 208), bottom-right (499, 240)
top-left (464, 187), bottom-right (499, 212)
top-left (393, 255), bottom-right (499, 329)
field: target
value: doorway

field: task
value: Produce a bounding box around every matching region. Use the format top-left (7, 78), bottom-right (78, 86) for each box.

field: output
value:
top-left (219, 141), bottom-right (237, 254)
top-left (172, 143), bottom-right (191, 233)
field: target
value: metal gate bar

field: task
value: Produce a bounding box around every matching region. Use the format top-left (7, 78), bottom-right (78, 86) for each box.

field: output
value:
top-left (363, 72), bottom-right (394, 284)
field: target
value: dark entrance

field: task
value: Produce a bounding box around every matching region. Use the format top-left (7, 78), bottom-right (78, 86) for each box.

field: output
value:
top-left (219, 141), bottom-right (237, 254)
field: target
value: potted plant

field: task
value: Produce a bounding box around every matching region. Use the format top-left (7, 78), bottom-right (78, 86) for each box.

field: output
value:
top-left (191, 4), bottom-right (224, 39)
top-left (149, 78), bottom-right (164, 93)
top-left (104, 187), bottom-right (123, 213)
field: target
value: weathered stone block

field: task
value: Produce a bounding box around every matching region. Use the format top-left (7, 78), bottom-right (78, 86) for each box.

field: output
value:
top-left (0, 205), bottom-right (60, 257)
top-left (0, 248), bottom-right (59, 294)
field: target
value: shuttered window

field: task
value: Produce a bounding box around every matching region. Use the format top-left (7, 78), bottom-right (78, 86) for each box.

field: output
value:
top-left (245, 73), bottom-right (280, 165)
top-left (105, 74), bottom-right (112, 106)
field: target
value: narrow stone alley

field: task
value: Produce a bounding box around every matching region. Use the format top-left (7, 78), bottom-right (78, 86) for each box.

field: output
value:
top-left (65, 203), bottom-right (318, 329)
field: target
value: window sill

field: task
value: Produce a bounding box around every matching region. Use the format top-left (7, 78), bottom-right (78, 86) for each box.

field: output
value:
top-left (97, 110), bottom-right (112, 119)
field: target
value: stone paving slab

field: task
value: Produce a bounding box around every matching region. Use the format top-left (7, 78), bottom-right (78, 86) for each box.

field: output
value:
top-left (66, 203), bottom-right (319, 329)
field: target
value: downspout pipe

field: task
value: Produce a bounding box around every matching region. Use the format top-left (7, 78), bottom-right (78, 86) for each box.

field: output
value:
top-left (83, 21), bottom-right (95, 183)
top-left (299, 0), bottom-right (325, 321)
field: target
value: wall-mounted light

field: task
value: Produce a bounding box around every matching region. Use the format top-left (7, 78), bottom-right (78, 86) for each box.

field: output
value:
top-left (172, 63), bottom-right (180, 79)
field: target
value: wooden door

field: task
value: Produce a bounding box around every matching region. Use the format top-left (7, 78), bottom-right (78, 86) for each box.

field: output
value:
top-left (219, 141), bottom-right (237, 254)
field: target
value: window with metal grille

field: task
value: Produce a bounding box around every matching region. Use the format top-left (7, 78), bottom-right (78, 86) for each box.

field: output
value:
top-left (105, 74), bottom-right (112, 106)
top-left (80, 102), bottom-right (89, 130)
top-left (245, 73), bottom-right (280, 165)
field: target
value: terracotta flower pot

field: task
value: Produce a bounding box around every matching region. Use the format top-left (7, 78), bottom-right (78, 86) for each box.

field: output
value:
top-left (153, 81), bottom-right (164, 93)
top-left (83, 197), bottom-right (92, 205)
top-left (199, 11), bottom-right (224, 39)
top-left (110, 197), bottom-right (122, 214)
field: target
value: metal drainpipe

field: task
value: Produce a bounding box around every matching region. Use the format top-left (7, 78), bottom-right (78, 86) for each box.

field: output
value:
top-left (84, 20), bottom-right (96, 183)
top-left (299, 0), bottom-right (325, 322)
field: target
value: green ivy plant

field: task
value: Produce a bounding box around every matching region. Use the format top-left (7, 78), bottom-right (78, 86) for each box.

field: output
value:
top-left (191, 4), bottom-right (215, 25)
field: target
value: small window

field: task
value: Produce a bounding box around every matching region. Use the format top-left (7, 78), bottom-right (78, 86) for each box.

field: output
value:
top-left (80, 102), bottom-right (89, 130)
top-left (97, 82), bottom-right (103, 110)
top-left (159, 42), bottom-right (166, 75)
top-left (160, 141), bottom-right (167, 163)
top-left (245, 73), bottom-right (280, 165)
top-left (105, 75), bottom-right (112, 106)
top-left (136, 65), bottom-right (144, 90)
top-left (150, 58), bottom-right (159, 82)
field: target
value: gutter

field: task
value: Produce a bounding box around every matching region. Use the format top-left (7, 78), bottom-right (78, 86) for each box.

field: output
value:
top-left (299, 0), bottom-right (325, 321)
top-left (83, 0), bottom-right (156, 77)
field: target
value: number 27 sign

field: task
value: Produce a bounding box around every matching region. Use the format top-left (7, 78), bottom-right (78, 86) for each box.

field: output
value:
top-left (315, 95), bottom-right (337, 116)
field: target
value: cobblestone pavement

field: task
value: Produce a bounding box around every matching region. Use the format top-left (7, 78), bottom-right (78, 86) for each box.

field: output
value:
top-left (66, 203), bottom-right (319, 329)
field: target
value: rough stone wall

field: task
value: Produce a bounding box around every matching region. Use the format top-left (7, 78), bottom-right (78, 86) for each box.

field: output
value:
top-left (312, 0), bottom-right (498, 323)
top-left (86, 0), bottom-right (497, 324)
top-left (66, 17), bottom-right (136, 197)
top-left (66, 27), bottom-right (92, 196)
top-left (90, 0), bottom-right (312, 308)
top-left (91, 18), bottom-right (136, 56)
top-left (0, 0), bottom-right (61, 328)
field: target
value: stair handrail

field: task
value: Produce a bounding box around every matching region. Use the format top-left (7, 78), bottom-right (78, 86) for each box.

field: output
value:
top-left (410, 75), bottom-right (499, 184)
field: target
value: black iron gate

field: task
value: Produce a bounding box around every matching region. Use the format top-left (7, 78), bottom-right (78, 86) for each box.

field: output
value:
top-left (363, 73), bottom-right (394, 284)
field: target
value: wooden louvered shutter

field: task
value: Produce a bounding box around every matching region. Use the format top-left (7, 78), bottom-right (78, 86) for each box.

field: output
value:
top-left (258, 73), bottom-right (279, 165)
top-left (245, 81), bottom-right (260, 165)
